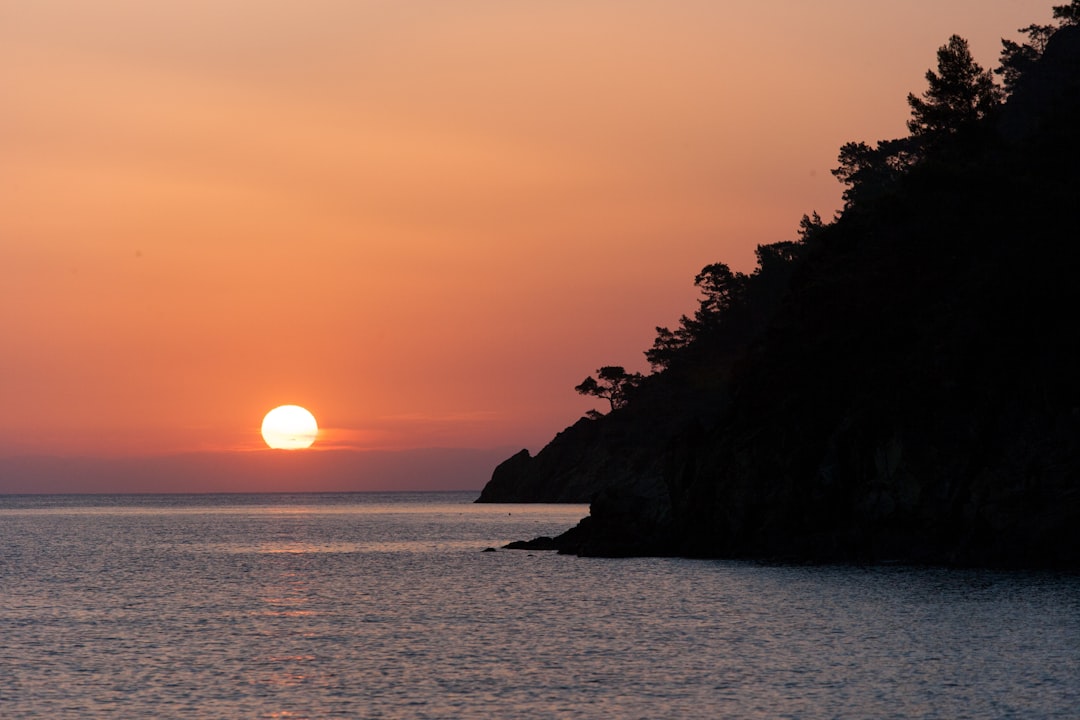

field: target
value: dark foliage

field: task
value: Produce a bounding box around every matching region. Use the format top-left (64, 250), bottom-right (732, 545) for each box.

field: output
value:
top-left (482, 6), bottom-right (1080, 568)
top-left (575, 366), bottom-right (644, 415)
top-left (907, 35), bottom-right (1004, 139)
top-left (998, 2), bottom-right (1080, 92)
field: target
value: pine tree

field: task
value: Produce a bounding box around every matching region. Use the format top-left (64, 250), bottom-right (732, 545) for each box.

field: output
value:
top-left (907, 35), bottom-right (1003, 137)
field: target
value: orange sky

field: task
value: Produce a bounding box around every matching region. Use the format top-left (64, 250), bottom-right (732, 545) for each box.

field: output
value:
top-left (1, 2), bottom-right (1051, 473)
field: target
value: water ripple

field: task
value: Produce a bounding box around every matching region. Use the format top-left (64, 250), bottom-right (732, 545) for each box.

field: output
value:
top-left (1, 493), bottom-right (1077, 718)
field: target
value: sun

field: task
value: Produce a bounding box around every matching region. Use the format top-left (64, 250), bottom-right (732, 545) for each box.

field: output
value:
top-left (261, 405), bottom-right (319, 449)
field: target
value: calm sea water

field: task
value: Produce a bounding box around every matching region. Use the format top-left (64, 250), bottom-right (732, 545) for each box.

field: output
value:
top-left (1, 492), bottom-right (1077, 719)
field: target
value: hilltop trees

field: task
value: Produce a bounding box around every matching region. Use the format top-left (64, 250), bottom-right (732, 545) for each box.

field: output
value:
top-left (831, 138), bottom-right (919, 209)
top-left (573, 4), bottom-right (1078, 421)
top-left (835, 32), bottom-right (1012, 209)
top-left (998, 25), bottom-right (1056, 92)
top-left (489, 2), bottom-right (1080, 567)
top-left (907, 35), bottom-right (1003, 138)
top-left (998, 1), bottom-right (1080, 91)
top-left (1053, 0), bottom-right (1080, 24)
top-left (574, 366), bottom-right (643, 415)
top-left (643, 240), bottom-right (808, 373)
top-left (644, 263), bottom-right (749, 371)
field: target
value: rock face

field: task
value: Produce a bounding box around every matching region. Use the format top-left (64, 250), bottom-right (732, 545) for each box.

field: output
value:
top-left (485, 26), bottom-right (1080, 568)
top-left (476, 403), bottom-right (714, 504)
top-left (476, 419), bottom-right (603, 502)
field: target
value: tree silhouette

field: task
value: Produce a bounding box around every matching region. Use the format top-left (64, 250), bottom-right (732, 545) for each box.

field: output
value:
top-left (693, 263), bottom-right (748, 318)
top-left (796, 212), bottom-right (826, 242)
top-left (998, 2), bottom-right (1080, 93)
top-left (907, 35), bottom-right (1003, 137)
top-left (1054, 0), bottom-right (1080, 25)
top-left (646, 325), bottom-right (693, 371)
top-left (575, 366), bottom-right (643, 414)
top-left (645, 263), bottom-right (749, 370)
top-left (998, 24), bottom-right (1054, 93)
top-left (832, 138), bottom-right (918, 209)
top-left (500, 2), bottom-right (1080, 565)
top-left (644, 241), bottom-right (809, 372)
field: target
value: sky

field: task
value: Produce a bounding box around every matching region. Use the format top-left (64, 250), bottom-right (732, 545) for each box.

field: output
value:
top-left (0, 1), bottom-right (1054, 491)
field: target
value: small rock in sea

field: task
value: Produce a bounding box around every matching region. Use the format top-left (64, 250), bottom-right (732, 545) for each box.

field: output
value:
top-left (482, 547), bottom-right (497, 552)
top-left (503, 536), bottom-right (558, 551)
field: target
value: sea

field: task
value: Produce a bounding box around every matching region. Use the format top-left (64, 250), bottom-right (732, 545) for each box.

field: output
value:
top-left (1, 492), bottom-right (1077, 719)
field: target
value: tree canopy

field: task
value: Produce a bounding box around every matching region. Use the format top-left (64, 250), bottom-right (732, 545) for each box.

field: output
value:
top-left (906, 35), bottom-right (1003, 138)
top-left (574, 366), bottom-right (643, 415)
top-left (573, 4), bottom-right (1079, 424)
top-left (998, 1), bottom-right (1080, 91)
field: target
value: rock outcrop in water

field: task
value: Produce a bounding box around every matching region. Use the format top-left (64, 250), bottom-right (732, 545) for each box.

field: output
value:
top-left (479, 18), bottom-right (1080, 568)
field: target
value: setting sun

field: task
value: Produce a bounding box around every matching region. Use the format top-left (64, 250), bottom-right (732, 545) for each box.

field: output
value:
top-left (261, 405), bottom-right (319, 450)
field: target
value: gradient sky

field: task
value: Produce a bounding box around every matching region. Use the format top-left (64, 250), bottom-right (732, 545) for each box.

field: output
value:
top-left (1, 2), bottom-right (1052, 480)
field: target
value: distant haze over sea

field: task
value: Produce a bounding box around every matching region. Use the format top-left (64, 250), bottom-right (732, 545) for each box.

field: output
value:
top-left (0, 447), bottom-right (514, 494)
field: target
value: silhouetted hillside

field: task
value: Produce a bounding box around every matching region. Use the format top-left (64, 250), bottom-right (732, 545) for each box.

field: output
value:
top-left (480, 7), bottom-right (1080, 568)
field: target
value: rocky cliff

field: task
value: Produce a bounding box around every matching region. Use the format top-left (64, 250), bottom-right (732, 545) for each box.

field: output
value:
top-left (480, 24), bottom-right (1080, 568)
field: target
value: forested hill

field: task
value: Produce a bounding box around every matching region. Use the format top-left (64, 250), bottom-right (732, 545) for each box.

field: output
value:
top-left (478, 6), bottom-right (1080, 568)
